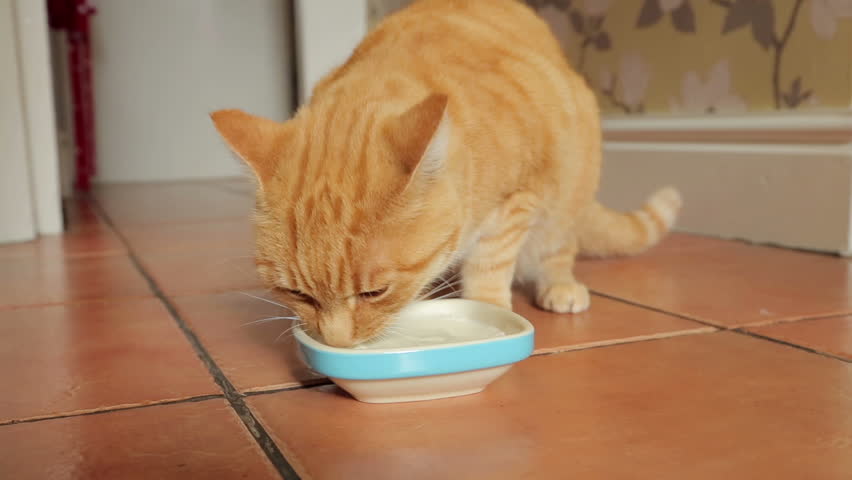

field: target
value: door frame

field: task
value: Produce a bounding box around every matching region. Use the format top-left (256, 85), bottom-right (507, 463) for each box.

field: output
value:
top-left (1, 0), bottom-right (63, 244)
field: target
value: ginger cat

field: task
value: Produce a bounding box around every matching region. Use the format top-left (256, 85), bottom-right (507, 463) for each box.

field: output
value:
top-left (211, 0), bottom-right (682, 347)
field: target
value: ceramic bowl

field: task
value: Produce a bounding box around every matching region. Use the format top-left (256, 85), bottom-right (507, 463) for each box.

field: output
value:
top-left (294, 299), bottom-right (535, 403)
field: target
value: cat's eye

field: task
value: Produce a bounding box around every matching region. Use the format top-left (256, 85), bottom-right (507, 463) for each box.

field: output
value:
top-left (282, 288), bottom-right (319, 308)
top-left (358, 286), bottom-right (389, 300)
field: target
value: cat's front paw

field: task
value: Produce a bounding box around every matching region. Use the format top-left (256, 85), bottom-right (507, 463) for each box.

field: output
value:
top-left (536, 282), bottom-right (590, 313)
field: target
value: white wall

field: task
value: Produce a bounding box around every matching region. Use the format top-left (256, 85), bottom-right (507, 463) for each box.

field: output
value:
top-left (15, 0), bottom-right (62, 234)
top-left (0, 0), bottom-right (37, 243)
top-left (1, 0), bottom-right (65, 243)
top-left (92, 0), bottom-right (294, 182)
top-left (294, 0), bottom-right (367, 102)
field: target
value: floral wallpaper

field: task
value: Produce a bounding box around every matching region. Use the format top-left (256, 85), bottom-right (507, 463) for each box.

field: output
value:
top-left (529, 0), bottom-right (852, 114)
top-left (367, 0), bottom-right (852, 115)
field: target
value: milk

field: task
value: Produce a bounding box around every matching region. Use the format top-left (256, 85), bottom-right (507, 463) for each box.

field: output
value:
top-left (354, 313), bottom-right (506, 349)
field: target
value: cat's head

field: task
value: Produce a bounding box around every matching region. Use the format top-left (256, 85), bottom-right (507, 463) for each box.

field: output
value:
top-left (211, 94), bottom-right (461, 347)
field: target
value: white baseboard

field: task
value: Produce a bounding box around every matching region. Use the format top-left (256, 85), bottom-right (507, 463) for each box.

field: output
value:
top-left (599, 141), bottom-right (852, 256)
top-left (599, 112), bottom-right (852, 256)
top-left (603, 112), bottom-right (852, 144)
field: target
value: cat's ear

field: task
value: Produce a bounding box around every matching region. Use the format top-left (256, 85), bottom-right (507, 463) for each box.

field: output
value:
top-left (210, 109), bottom-right (289, 185)
top-left (386, 93), bottom-right (450, 184)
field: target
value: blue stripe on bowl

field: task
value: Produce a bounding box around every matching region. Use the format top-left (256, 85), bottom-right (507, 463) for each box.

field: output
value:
top-left (294, 299), bottom-right (535, 380)
top-left (296, 330), bottom-right (534, 380)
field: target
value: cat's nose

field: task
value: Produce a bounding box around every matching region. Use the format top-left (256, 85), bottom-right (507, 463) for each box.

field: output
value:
top-left (317, 316), bottom-right (355, 348)
top-left (323, 335), bottom-right (355, 348)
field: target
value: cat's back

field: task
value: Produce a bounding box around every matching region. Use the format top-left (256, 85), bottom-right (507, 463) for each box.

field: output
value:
top-left (308, 0), bottom-right (598, 206)
top-left (314, 0), bottom-right (572, 97)
top-left (372, 0), bottom-right (564, 61)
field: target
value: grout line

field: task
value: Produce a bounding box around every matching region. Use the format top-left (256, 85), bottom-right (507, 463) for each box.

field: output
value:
top-left (740, 238), bottom-right (848, 259)
top-left (243, 380), bottom-right (334, 397)
top-left (532, 328), bottom-right (724, 357)
top-left (531, 326), bottom-right (718, 356)
top-left (589, 291), bottom-right (721, 328)
top-left (732, 328), bottom-right (851, 363)
top-left (0, 294), bottom-right (157, 312)
top-left (0, 394), bottom-right (225, 427)
top-left (91, 197), bottom-right (302, 480)
top-left (735, 311), bottom-right (852, 329)
top-left (590, 291), bottom-right (852, 361)
top-left (594, 289), bottom-right (852, 331)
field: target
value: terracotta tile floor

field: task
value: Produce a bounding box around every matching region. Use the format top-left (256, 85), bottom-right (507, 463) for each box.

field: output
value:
top-left (0, 179), bottom-right (850, 479)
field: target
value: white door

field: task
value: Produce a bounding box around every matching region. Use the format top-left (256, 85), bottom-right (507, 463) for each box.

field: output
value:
top-left (0, 0), bottom-right (63, 244)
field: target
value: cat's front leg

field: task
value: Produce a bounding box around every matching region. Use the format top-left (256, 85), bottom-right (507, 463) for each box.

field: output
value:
top-left (461, 192), bottom-right (539, 309)
top-left (534, 233), bottom-right (590, 314)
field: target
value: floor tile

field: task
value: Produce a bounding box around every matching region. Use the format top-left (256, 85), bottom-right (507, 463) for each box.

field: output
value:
top-left (747, 315), bottom-right (852, 360)
top-left (0, 230), bottom-right (125, 259)
top-left (140, 250), bottom-right (263, 296)
top-left (63, 197), bottom-right (110, 233)
top-left (172, 291), bottom-right (323, 392)
top-left (0, 299), bottom-right (219, 422)
top-left (248, 332), bottom-right (852, 480)
top-left (120, 220), bottom-right (253, 255)
top-left (0, 229), bottom-right (122, 258)
top-left (512, 292), bottom-right (714, 353)
top-left (212, 176), bottom-right (256, 196)
top-left (0, 255), bottom-right (152, 309)
top-left (94, 181), bottom-right (254, 226)
top-left (576, 234), bottom-right (852, 327)
top-left (0, 198), bottom-right (124, 259)
top-left (0, 399), bottom-right (280, 479)
top-left (170, 288), bottom-right (709, 391)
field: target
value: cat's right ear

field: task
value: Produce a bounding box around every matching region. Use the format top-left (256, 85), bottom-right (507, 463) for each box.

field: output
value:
top-left (210, 109), bottom-right (288, 185)
top-left (386, 93), bottom-right (450, 189)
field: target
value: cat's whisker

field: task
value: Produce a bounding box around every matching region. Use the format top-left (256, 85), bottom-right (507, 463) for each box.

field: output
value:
top-left (421, 271), bottom-right (461, 297)
top-left (417, 279), bottom-right (464, 301)
top-left (420, 281), bottom-right (461, 300)
top-left (240, 316), bottom-right (300, 327)
top-left (431, 289), bottom-right (463, 301)
top-left (420, 280), bottom-right (461, 298)
top-left (435, 271), bottom-right (461, 289)
top-left (380, 325), bottom-right (406, 335)
top-left (274, 322), bottom-right (306, 343)
top-left (237, 291), bottom-right (292, 311)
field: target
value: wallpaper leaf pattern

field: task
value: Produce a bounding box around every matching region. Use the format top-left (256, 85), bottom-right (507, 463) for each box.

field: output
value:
top-left (670, 1), bottom-right (697, 32)
top-left (810, 0), bottom-right (852, 38)
top-left (669, 59), bottom-right (746, 113)
top-left (526, 0), bottom-right (852, 114)
top-left (714, 0), bottom-right (804, 108)
top-left (366, 0), bottom-right (852, 115)
top-left (638, 0), bottom-right (697, 33)
top-left (533, 0), bottom-right (615, 73)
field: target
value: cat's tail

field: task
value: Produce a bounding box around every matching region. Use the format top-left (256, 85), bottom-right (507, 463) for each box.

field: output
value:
top-left (576, 186), bottom-right (683, 257)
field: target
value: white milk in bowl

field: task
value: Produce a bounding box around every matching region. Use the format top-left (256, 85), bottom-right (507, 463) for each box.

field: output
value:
top-left (354, 312), bottom-right (507, 350)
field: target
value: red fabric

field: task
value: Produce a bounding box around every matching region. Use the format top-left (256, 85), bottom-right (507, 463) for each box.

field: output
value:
top-left (48, 0), bottom-right (97, 191)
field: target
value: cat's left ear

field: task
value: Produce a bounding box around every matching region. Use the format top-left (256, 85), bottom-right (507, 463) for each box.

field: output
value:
top-left (210, 109), bottom-right (289, 186)
top-left (386, 93), bottom-right (451, 185)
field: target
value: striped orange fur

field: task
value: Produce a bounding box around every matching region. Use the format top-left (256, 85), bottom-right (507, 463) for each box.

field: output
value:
top-left (211, 0), bottom-right (682, 347)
